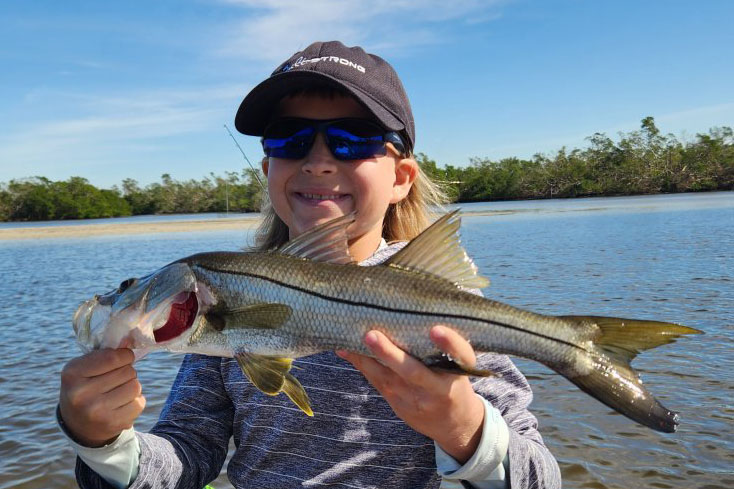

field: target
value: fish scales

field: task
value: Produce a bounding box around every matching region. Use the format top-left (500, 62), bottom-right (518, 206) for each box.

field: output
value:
top-left (188, 251), bottom-right (600, 371)
top-left (73, 211), bottom-right (702, 432)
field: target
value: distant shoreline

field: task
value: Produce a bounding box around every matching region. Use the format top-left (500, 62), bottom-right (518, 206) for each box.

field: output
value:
top-left (2, 190), bottom-right (731, 240)
top-left (0, 217), bottom-right (262, 240)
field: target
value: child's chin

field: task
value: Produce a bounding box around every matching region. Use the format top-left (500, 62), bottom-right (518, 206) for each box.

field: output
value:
top-left (291, 213), bottom-right (345, 235)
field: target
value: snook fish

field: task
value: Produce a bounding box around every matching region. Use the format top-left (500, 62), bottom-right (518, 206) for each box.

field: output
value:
top-left (73, 211), bottom-right (701, 433)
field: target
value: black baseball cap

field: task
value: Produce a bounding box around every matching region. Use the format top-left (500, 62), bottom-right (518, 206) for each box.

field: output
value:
top-left (234, 41), bottom-right (415, 152)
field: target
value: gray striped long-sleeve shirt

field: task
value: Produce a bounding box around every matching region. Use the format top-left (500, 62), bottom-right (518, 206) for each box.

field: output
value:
top-left (74, 243), bottom-right (561, 489)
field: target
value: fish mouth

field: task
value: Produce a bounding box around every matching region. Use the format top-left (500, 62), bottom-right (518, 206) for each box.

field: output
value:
top-left (153, 291), bottom-right (199, 343)
top-left (72, 298), bottom-right (96, 348)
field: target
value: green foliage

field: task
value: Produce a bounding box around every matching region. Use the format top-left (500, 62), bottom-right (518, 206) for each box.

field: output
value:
top-left (1, 117), bottom-right (731, 221)
top-left (415, 153), bottom-right (460, 201)
top-left (419, 117), bottom-right (733, 203)
top-left (0, 177), bottom-right (131, 221)
top-left (0, 169), bottom-right (264, 221)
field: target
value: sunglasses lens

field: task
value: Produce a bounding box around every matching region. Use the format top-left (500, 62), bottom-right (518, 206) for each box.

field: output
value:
top-left (326, 120), bottom-right (386, 160)
top-left (262, 118), bottom-right (394, 160)
top-left (263, 120), bottom-right (315, 159)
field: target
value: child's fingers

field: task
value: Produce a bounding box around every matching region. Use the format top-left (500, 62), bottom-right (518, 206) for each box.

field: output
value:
top-left (338, 349), bottom-right (392, 388)
top-left (338, 349), bottom-right (413, 401)
top-left (113, 395), bottom-right (147, 429)
top-left (362, 331), bottom-right (433, 387)
top-left (341, 351), bottom-right (388, 378)
top-left (429, 326), bottom-right (477, 369)
top-left (64, 349), bottom-right (135, 379)
top-left (85, 364), bottom-right (138, 395)
top-left (102, 377), bottom-right (143, 411)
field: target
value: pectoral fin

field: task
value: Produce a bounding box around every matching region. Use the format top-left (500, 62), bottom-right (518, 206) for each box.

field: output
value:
top-left (206, 303), bottom-right (292, 331)
top-left (235, 352), bottom-right (313, 416)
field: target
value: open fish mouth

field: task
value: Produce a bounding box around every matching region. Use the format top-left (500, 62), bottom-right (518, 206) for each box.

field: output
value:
top-left (72, 290), bottom-right (200, 350)
top-left (72, 262), bottom-right (205, 351)
top-left (153, 291), bottom-right (199, 343)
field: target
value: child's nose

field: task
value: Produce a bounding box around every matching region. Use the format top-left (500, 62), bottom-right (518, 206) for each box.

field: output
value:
top-left (301, 134), bottom-right (337, 175)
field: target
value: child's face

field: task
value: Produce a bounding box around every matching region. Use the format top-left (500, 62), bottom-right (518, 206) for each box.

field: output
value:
top-left (262, 93), bottom-right (416, 258)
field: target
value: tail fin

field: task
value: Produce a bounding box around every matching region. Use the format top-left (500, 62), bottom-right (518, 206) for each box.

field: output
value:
top-left (558, 316), bottom-right (702, 433)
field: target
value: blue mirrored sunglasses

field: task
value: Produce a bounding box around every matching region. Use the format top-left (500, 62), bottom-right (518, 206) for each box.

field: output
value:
top-left (262, 117), bottom-right (407, 160)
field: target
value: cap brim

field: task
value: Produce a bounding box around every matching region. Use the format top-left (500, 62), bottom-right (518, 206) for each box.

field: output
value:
top-left (234, 71), bottom-right (405, 136)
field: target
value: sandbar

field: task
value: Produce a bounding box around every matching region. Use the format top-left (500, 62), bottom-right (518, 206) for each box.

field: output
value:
top-left (0, 210), bottom-right (533, 241)
top-left (0, 217), bottom-right (262, 240)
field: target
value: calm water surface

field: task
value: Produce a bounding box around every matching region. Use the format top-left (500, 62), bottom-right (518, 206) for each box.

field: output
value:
top-left (1, 192), bottom-right (732, 489)
top-left (0, 212), bottom-right (259, 229)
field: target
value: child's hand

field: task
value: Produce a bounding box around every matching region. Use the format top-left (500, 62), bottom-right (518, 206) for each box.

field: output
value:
top-left (337, 326), bottom-right (485, 463)
top-left (59, 349), bottom-right (145, 447)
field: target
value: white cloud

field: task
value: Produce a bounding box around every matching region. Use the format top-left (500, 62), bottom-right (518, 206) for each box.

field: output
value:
top-left (216, 0), bottom-right (506, 63)
top-left (655, 102), bottom-right (734, 129)
top-left (1, 0), bottom-right (511, 185)
top-left (0, 84), bottom-right (247, 182)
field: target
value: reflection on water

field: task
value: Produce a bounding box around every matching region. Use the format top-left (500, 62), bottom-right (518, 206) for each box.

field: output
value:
top-left (0, 192), bottom-right (732, 489)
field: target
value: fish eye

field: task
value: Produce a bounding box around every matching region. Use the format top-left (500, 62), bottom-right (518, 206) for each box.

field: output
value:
top-left (118, 278), bottom-right (136, 293)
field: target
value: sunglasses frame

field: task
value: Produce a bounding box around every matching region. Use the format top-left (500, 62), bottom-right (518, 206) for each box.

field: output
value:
top-left (261, 117), bottom-right (408, 161)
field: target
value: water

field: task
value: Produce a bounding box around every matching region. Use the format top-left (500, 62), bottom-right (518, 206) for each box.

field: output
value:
top-left (1, 192), bottom-right (732, 489)
top-left (0, 212), bottom-right (259, 229)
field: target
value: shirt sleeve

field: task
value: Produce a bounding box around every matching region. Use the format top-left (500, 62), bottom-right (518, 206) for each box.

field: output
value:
top-left (56, 405), bottom-right (140, 489)
top-left (448, 285), bottom-right (560, 489)
top-left (435, 395), bottom-right (510, 489)
top-left (473, 354), bottom-right (562, 489)
top-left (74, 354), bottom-right (234, 489)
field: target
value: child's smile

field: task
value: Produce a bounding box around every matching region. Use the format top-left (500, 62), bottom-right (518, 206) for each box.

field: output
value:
top-left (262, 93), bottom-right (416, 261)
top-left (292, 189), bottom-right (351, 206)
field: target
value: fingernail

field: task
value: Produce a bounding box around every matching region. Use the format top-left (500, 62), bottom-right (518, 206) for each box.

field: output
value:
top-left (364, 331), bottom-right (379, 348)
top-left (431, 325), bottom-right (446, 340)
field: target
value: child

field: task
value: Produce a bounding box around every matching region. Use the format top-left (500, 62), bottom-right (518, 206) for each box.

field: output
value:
top-left (59, 41), bottom-right (561, 489)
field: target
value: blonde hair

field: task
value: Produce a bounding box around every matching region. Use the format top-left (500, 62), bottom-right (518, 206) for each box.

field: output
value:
top-left (252, 87), bottom-right (449, 251)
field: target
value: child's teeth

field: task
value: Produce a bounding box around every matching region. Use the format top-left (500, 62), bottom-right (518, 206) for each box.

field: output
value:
top-left (303, 193), bottom-right (339, 200)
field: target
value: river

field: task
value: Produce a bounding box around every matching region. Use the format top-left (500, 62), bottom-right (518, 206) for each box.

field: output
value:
top-left (1, 192), bottom-right (731, 489)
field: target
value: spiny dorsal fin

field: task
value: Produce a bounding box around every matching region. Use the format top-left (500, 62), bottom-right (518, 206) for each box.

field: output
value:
top-left (384, 210), bottom-right (490, 289)
top-left (207, 303), bottom-right (292, 330)
top-left (277, 212), bottom-right (356, 264)
top-left (235, 352), bottom-right (313, 416)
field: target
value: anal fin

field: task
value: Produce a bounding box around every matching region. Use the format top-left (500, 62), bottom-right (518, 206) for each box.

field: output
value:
top-left (422, 353), bottom-right (494, 377)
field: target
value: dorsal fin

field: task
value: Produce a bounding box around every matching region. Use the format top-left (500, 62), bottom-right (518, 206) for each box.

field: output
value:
top-left (384, 210), bottom-right (489, 289)
top-left (277, 212), bottom-right (356, 264)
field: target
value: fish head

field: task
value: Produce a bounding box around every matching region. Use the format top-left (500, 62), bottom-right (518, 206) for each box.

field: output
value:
top-left (73, 262), bottom-right (212, 353)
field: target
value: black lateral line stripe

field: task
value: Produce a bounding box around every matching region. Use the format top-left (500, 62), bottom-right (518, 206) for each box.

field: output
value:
top-left (196, 265), bottom-right (582, 350)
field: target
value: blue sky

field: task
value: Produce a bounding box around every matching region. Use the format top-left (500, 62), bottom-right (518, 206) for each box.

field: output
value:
top-left (1, 0), bottom-right (732, 188)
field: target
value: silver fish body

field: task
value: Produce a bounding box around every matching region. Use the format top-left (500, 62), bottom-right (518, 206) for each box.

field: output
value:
top-left (186, 251), bottom-right (584, 369)
top-left (73, 211), bottom-right (701, 432)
